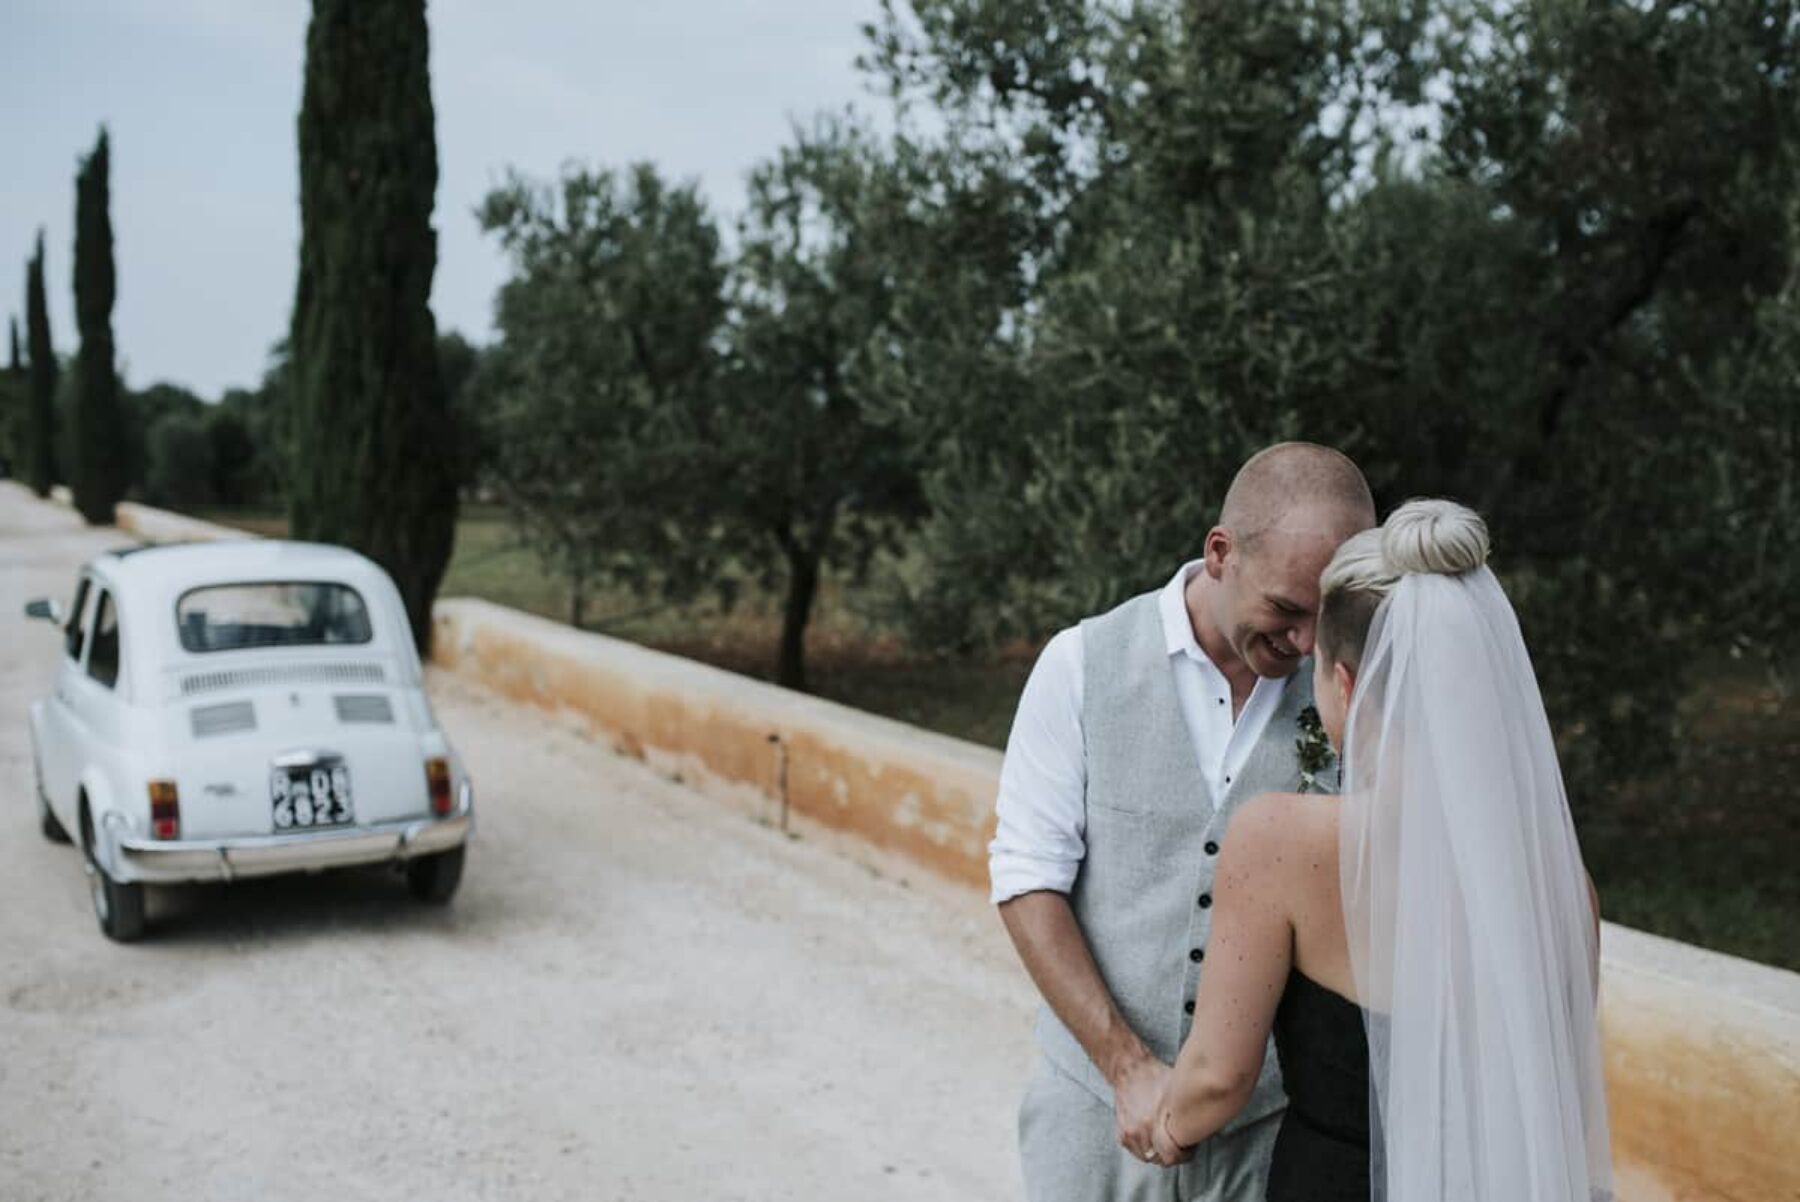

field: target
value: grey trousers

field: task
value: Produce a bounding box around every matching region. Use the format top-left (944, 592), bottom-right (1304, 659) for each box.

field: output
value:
top-left (1018, 1055), bottom-right (1282, 1202)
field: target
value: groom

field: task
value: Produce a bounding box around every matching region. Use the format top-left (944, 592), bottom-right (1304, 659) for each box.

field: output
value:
top-left (991, 442), bottom-right (1375, 1201)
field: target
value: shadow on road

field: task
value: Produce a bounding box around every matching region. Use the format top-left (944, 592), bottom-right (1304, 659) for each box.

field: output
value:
top-left (137, 864), bottom-right (473, 946)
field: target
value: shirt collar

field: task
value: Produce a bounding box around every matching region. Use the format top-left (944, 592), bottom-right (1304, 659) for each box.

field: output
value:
top-left (1159, 559), bottom-right (1214, 664)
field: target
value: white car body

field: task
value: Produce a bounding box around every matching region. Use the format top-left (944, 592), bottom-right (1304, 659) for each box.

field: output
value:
top-left (26, 539), bottom-right (473, 939)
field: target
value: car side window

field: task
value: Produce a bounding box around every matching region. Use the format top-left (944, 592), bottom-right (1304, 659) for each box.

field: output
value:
top-left (64, 576), bottom-right (92, 662)
top-left (87, 590), bottom-right (121, 690)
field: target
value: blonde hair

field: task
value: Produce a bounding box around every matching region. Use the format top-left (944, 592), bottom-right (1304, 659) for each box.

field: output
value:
top-left (1317, 499), bottom-right (1490, 668)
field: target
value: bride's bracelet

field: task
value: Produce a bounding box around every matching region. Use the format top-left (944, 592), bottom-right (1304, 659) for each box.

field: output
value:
top-left (1161, 1109), bottom-right (1194, 1155)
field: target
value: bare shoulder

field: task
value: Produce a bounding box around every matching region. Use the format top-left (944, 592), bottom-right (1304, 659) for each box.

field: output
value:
top-left (1218, 792), bottom-right (1339, 879)
top-left (1224, 791), bottom-right (1335, 845)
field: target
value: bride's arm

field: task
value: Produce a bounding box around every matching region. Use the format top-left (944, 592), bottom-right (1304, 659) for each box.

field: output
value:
top-left (1155, 795), bottom-right (1296, 1154)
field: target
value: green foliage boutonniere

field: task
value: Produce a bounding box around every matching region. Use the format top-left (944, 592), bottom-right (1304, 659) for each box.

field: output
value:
top-left (1296, 705), bottom-right (1337, 794)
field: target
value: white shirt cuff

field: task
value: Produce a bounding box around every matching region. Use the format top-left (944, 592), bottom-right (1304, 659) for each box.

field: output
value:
top-left (988, 850), bottom-right (1080, 905)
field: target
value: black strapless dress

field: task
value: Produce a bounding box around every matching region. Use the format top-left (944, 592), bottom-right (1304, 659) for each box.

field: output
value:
top-left (1265, 970), bottom-right (1371, 1202)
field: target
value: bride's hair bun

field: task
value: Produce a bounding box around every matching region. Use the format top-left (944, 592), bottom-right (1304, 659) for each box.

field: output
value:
top-left (1381, 499), bottom-right (1489, 576)
top-left (1318, 498), bottom-right (1491, 666)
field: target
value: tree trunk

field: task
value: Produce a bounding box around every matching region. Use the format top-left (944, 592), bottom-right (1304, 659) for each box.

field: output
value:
top-left (777, 541), bottom-right (820, 692)
top-left (569, 571), bottom-right (586, 629)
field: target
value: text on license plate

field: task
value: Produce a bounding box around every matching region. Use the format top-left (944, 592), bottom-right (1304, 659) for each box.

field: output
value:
top-left (271, 758), bottom-right (354, 830)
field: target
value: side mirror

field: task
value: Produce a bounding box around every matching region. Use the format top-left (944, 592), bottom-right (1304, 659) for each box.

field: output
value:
top-left (25, 599), bottom-right (63, 624)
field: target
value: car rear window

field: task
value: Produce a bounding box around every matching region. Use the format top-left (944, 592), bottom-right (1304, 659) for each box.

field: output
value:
top-left (176, 582), bottom-right (374, 653)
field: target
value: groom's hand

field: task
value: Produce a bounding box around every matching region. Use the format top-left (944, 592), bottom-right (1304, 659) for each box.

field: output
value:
top-left (1110, 1049), bottom-right (1183, 1164)
top-left (997, 893), bottom-right (1187, 1164)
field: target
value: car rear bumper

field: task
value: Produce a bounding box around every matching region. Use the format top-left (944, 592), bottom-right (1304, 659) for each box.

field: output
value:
top-left (115, 811), bottom-right (472, 883)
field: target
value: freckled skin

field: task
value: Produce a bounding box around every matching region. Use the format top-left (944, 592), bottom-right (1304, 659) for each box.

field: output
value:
top-left (1155, 729), bottom-right (1606, 1163)
top-left (1154, 791), bottom-right (1354, 1157)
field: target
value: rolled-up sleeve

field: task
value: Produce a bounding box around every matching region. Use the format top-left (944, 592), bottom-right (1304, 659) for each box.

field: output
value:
top-left (988, 625), bottom-right (1087, 904)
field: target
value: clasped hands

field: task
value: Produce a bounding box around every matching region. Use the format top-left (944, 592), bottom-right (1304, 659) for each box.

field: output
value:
top-left (1112, 1052), bottom-right (1195, 1168)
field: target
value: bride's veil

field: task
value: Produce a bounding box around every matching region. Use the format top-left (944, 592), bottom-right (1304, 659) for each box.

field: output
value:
top-left (1339, 564), bottom-right (1614, 1202)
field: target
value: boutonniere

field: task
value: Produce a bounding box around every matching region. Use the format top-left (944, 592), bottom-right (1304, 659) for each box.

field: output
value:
top-left (1295, 706), bottom-right (1336, 794)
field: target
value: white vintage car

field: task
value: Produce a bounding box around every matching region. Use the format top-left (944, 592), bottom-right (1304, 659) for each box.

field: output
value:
top-left (25, 539), bottom-right (473, 941)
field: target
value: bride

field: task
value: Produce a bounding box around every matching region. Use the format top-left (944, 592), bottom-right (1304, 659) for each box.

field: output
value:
top-left (1149, 499), bottom-right (1614, 1201)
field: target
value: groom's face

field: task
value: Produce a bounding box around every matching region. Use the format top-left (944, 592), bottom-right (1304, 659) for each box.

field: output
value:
top-left (1208, 519), bottom-right (1346, 679)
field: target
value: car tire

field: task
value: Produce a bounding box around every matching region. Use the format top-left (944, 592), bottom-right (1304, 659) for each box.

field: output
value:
top-left (35, 771), bottom-right (70, 844)
top-left (405, 845), bottom-right (465, 905)
top-left (87, 853), bottom-right (147, 943)
top-left (82, 809), bottom-right (146, 942)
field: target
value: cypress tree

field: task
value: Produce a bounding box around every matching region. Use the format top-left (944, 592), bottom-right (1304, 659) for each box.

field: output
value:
top-left (24, 232), bottom-right (57, 497)
top-left (289, 0), bottom-right (457, 654)
top-left (7, 317), bottom-right (18, 372)
top-left (72, 128), bottom-right (127, 525)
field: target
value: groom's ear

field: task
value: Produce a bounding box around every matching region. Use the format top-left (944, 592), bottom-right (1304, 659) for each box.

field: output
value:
top-left (1203, 526), bottom-right (1232, 579)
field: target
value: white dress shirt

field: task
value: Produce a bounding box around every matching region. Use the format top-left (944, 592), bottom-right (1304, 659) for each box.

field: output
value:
top-left (987, 560), bottom-right (1291, 904)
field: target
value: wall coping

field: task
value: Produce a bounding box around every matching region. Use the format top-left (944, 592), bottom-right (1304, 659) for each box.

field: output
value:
top-left (1603, 922), bottom-right (1800, 1017)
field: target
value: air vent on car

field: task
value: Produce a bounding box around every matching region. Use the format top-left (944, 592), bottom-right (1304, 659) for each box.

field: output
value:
top-left (191, 700), bottom-right (256, 737)
top-left (334, 694), bottom-right (394, 724)
top-left (180, 662), bottom-right (386, 697)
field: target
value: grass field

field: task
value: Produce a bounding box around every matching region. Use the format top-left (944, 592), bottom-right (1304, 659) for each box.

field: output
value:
top-left (196, 504), bottom-right (1799, 972)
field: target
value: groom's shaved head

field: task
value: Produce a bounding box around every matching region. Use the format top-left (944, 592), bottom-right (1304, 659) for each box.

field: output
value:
top-left (1199, 442), bottom-right (1373, 679)
top-left (1221, 442), bottom-right (1376, 549)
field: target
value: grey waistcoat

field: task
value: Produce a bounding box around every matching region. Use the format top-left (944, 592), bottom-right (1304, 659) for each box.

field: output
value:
top-left (1033, 591), bottom-right (1327, 1133)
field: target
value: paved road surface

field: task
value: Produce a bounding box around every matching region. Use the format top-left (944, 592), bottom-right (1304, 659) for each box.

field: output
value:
top-left (0, 482), bottom-right (1036, 1201)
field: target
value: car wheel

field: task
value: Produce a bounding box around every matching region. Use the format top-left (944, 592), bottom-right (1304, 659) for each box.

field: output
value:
top-left (405, 845), bottom-right (465, 905)
top-left (82, 814), bottom-right (146, 942)
top-left (35, 768), bottom-right (70, 844)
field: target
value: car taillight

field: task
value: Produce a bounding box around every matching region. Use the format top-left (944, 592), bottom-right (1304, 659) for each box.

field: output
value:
top-left (425, 758), bottom-right (452, 816)
top-left (149, 780), bottom-right (180, 840)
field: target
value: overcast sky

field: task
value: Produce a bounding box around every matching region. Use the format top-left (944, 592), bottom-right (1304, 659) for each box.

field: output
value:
top-left (0, 0), bottom-right (885, 398)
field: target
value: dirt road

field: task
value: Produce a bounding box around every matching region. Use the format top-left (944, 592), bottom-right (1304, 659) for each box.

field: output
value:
top-left (0, 482), bottom-right (1036, 1201)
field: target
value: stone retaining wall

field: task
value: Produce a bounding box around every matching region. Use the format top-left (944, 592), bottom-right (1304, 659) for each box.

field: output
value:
top-left (430, 598), bottom-right (1003, 888)
top-left (113, 501), bottom-right (249, 545)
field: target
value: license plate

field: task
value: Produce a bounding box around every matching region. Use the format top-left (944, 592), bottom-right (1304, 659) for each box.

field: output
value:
top-left (270, 755), bottom-right (354, 830)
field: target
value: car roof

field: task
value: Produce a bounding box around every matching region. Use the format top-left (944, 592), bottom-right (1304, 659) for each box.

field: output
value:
top-left (75, 539), bottom-right (422, 693)
top-left (90, 538), bottom-right (389, 592)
